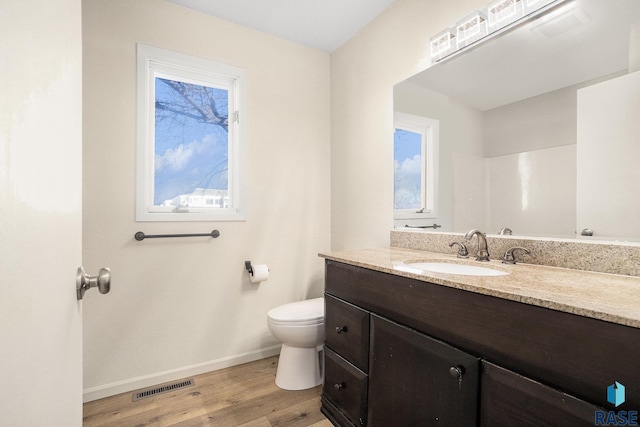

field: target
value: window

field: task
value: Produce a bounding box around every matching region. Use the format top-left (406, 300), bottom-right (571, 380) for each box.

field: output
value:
top-left (136, 44), bottom-right (245, 221)
top-left (394, 113), bottom-right (439, 219)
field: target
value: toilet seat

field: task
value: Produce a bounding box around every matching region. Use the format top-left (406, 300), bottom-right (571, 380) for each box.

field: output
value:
top-left (268, 317), bottom-right (323, 326)
top-left (267, 298), bottom-right (324, 326)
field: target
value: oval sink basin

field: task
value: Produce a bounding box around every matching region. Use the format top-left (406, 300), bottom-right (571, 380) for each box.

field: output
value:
top-left (402, 262), bottom-right (509, 277)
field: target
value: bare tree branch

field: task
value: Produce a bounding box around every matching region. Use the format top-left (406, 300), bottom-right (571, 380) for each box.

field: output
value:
top-left (157, 79), bottom-right (228, 132)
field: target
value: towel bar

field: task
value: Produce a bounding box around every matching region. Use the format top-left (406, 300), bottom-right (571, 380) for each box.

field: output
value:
top-left (134, 230), bottom-right (220, 241)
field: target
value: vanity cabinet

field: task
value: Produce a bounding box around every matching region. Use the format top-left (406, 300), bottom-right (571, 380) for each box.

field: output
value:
top-left (321, 259), bottom-right (640, 426)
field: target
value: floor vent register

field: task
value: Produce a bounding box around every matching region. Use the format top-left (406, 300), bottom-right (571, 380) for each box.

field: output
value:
top-left (132, 378), bottom-right (195, 401)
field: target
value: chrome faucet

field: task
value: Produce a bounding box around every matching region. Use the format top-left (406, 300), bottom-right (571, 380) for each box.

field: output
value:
top-left (498, 227), bottom-right (512, 235)
top-left (501, 247), bottom-right (530, 264)
top-left (464, 229), bottom-right (490, 261)
top-left (449, 241), bottom-right (469, 258)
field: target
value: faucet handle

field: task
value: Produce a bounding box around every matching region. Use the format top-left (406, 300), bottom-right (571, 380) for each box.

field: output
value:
top-left (449, 242), bottom-right (469, 258)
top-left (501, 247), bottom-right (530, 264)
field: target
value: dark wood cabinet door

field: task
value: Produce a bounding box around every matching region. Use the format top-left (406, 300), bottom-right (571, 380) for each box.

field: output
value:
top-left (480, 361), bottom-right (602, 426)
top-left (368, 314), bottom-right (480, 427)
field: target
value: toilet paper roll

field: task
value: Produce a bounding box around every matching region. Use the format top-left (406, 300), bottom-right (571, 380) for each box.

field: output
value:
top-left (250, 264), bottom-right (269, 283)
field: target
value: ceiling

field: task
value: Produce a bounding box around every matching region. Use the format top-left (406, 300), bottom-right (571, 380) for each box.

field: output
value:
top-left (164, 0), bottom-right (398, 52)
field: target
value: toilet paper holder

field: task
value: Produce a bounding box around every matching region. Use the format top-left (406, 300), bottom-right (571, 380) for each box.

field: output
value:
top-left (245, 261), bottom-right (269, 283)
top-left (245, 260), bottom-right (254, 275)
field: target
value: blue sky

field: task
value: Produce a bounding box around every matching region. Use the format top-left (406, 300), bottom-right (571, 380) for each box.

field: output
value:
top-left (394, 128), bottom-right (422, 209)
top-left (153, 78), bottom-right (229, 205)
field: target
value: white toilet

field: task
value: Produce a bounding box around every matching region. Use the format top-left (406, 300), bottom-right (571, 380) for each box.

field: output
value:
top-left (267, 297), bottom-right (325, 390)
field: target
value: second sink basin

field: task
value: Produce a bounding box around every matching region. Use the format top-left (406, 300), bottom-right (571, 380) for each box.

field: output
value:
top-left (399, 261), bottom-right (509, 277)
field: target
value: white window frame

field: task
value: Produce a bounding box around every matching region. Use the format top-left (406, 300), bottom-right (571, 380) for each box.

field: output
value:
top-left (394, 112), bottom-right (439, 220)
top-left (136, 44), bottom-right (246, 222)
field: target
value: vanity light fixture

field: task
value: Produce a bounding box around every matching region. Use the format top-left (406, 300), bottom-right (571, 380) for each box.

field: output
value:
top-left (429, 0), bottom-right (570, 62)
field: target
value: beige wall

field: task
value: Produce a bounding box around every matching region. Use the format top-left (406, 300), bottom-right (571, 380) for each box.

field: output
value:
top-left (484, 86), bottom-right (577, 157)
top-left (82, 0), bottom-right (330, 399)
top-left (330, 0), bottom-right (489, 250)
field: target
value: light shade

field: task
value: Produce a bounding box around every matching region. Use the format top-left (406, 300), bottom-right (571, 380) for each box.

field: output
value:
top-left (456, 10), bottom-right (489, 49)
top-left (488, 0), bottom-right (524, 32)
top-left (430, 28), bottom-right (457, 61)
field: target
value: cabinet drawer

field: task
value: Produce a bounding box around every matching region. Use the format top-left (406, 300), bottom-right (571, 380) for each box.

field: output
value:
top-left (481, 361), bottom-right (602, 426)
top-left (324, 348), bottom-right (368, 426)
top-left (325, 294), bottom-right (370, 372)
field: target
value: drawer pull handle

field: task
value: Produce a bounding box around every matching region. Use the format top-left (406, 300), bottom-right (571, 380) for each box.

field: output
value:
top-left (335, 325), bottom-right (348, 334)
top-left (334, 382), bottom-right (345, 390)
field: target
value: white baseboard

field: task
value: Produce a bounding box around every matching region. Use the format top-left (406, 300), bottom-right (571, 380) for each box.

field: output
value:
top-left (83, 345), bottom-right (281, 403)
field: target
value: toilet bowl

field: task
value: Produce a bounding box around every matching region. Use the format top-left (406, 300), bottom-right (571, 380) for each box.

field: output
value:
top-left (267, 297), bottom-right (325, 390)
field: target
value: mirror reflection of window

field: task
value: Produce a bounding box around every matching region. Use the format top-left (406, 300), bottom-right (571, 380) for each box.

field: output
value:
top-left (393, 113), bottom-right (439, 220)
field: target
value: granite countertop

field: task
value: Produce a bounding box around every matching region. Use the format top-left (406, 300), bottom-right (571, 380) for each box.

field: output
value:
top-left (319, 247), bottom-right (640, 329)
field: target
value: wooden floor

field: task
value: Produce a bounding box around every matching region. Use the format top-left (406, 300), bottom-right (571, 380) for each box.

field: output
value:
top-left (83, 356), bottom-right (333, 427)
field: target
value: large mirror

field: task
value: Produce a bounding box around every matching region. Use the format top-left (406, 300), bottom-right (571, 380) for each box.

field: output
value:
top-left (394, 0), bottom-right (640, 242)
